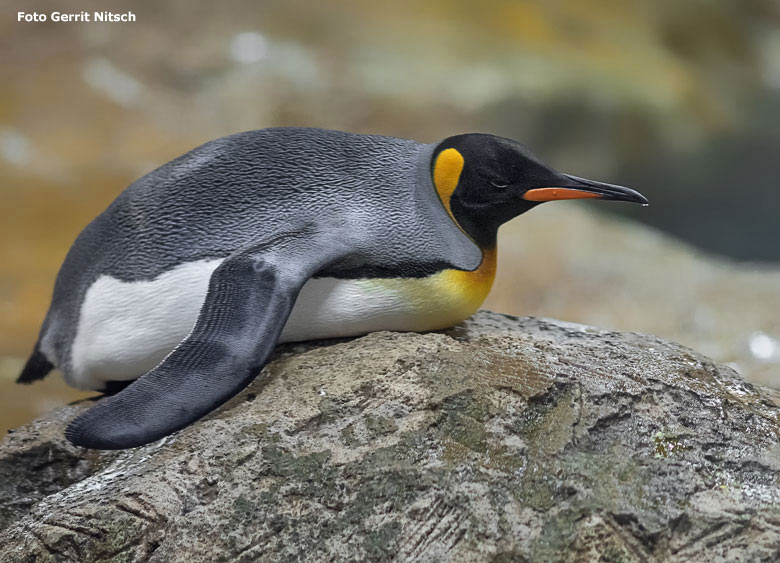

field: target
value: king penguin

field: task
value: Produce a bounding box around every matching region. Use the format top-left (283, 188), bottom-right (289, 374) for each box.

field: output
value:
top-left (17, 128), bottom-right (648, 449)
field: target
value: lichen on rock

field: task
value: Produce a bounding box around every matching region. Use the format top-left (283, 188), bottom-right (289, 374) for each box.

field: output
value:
top-left (1, 311), bottom-right (780, 562)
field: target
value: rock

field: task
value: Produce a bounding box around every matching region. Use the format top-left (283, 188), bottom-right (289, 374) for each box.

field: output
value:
top-left (2, 311), bottom-right (780, 562)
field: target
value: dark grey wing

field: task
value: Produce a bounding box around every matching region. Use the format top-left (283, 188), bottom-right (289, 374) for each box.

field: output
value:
top-left (65, 228), bottom-right (351, 450)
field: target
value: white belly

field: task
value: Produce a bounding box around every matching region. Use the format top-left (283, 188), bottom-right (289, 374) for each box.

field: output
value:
top-left (68, 258), bottom-right (492, 390)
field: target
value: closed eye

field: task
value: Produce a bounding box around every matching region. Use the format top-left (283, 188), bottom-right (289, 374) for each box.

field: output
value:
top-left (490, 180), bottom-right (509, 188)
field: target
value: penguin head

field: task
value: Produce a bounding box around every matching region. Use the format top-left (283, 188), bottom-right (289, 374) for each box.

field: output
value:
top-left (431, 133), bottom-right (648, 247)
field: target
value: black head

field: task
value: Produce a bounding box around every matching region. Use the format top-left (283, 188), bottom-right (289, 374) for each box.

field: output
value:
top-left (430, 133), bottom-right (648, 248)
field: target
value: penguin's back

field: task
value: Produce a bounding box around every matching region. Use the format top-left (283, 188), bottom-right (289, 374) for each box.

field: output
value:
top-left (67, 128), bottom-right (426, 280)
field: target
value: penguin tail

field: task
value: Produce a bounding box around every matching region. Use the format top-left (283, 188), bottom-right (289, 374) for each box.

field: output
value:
top-left (17, 346), bottom-right (54, 384)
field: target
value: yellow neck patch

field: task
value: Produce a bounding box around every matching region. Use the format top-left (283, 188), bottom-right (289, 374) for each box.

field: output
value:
top-left (360, 245), bottom-right (497, 332)
top-left (432, 148), bottom-right (464, 220)
top-left (437, 245), bottom-right (497, 315)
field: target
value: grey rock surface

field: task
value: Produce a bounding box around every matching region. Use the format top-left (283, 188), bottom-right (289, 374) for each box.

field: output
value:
top-left (1, 311), bottom-right (780, 562)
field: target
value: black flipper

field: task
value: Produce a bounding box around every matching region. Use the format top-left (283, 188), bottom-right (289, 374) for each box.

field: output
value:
top-left (65, 229), bottom-right (350, 449)
top-left (17, 347), bottom-right (54, 384)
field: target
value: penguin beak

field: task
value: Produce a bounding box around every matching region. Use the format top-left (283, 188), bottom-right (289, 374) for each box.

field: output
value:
top-left (523, 174), bottom-right (648, 205)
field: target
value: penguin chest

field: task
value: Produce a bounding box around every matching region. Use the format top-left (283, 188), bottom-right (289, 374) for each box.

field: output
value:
top-left (283, 248), bottom-right (497, 341)
top-left (68, 251), bottom-right (496, 389)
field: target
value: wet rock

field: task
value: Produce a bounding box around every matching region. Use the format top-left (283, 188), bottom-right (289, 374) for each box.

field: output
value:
top-left (1, 311), bottom-right (780, 562)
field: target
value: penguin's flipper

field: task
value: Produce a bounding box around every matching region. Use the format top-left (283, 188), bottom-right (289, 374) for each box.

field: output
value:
top-left (65, 230), bottom-right (350, 449)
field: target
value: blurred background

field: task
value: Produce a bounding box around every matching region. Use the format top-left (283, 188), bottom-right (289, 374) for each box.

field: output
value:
top-left (2, 0), bottom-right (780, 434)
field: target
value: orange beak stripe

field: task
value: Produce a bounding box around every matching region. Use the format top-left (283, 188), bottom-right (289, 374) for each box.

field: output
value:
top-left (523, 188), bottom-right (603, 202)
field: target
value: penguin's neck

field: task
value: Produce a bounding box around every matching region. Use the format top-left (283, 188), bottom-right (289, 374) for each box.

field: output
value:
top-left (430, 147), bottom-right (499, 252)
top-left (447, 206), bottom-right (499, 250)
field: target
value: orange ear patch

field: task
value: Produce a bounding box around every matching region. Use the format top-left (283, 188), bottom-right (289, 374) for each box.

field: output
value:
top-left (432, 148), bottom-right (465, 217)
top-left (523, 188), bottom-right (602, 202)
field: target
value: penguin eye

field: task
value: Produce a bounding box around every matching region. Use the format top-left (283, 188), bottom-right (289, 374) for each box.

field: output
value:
top-left (490, 180), bottom-right (509, 189)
